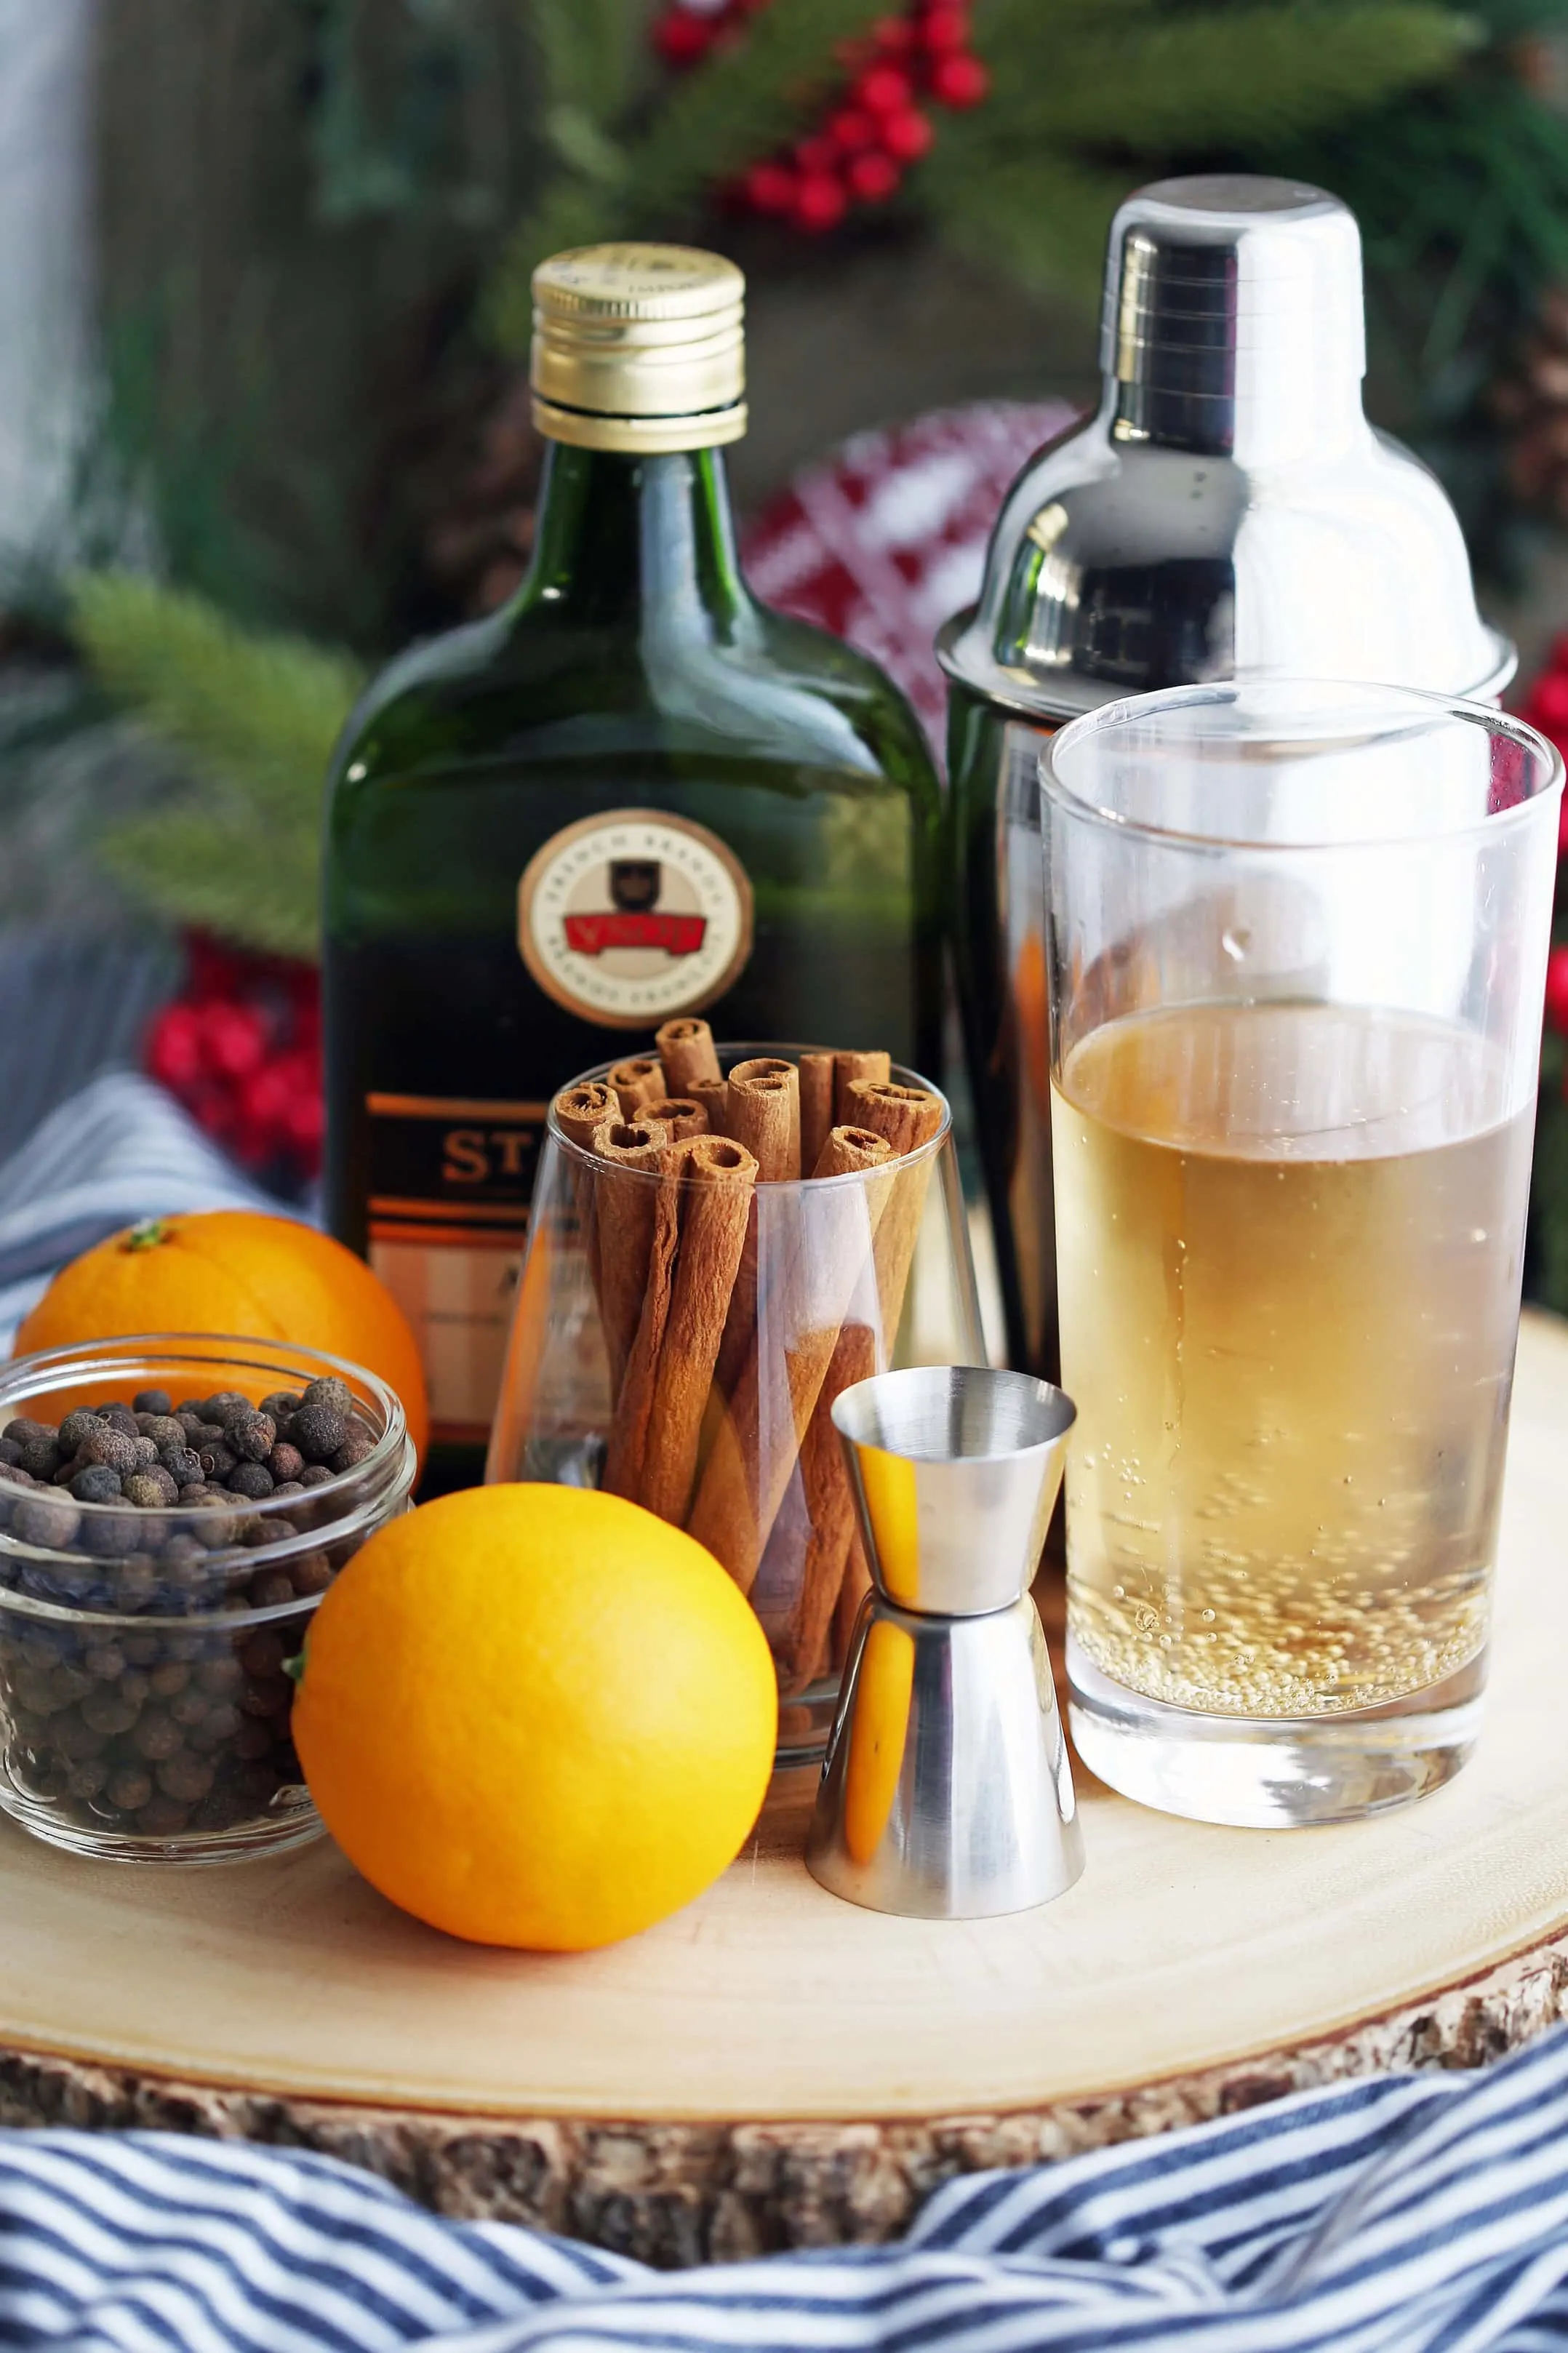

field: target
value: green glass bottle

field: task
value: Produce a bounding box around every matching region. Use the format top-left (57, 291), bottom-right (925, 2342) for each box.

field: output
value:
top-left (324, 244), bottom-right (943, 1492)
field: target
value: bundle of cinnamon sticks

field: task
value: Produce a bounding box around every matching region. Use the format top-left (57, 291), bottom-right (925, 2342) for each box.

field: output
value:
top-left (551, 1020), bottom-right (945, 1694)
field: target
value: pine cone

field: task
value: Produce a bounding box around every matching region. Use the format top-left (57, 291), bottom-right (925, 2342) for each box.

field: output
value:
top-left (365, 336), bottom-right (544, 633)
top-left (1492, 287), bottom-right (1568, 521)
top-left (420, 370), bottom-right (542, 617)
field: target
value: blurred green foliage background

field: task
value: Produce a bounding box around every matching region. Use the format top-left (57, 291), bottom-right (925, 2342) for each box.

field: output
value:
top-left (9, 0), bottom-right (1568, 964)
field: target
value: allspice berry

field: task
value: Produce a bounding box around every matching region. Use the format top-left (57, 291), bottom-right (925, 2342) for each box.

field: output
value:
top-left (331, 1426), bottom-right (376, 1473)
top-left (79, 1425), bottom-right (139, 1476)
top-left (71, 1465), bottom-right (124, 1505)
top-left (291, 1406), bottom-right (348, 1464)
top-left (229, 1412), bottom-right (277, 1464)
top-left (124, 1469), bottom-right (179, 1510)
top-left (300, 1376), bottom-right (354, 1421)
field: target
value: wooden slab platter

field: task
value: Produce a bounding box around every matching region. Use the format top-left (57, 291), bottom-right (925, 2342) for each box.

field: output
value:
top-left (3, 1314), bottom-right (1568, 2266)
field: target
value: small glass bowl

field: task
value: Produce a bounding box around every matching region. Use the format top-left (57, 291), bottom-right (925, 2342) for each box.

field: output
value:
top-left (0, 1335), bottom-right (416, 1863)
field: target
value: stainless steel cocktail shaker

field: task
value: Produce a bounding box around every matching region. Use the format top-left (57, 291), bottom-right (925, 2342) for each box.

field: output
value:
top-left (940, 175), bottom-right (1514, 1379)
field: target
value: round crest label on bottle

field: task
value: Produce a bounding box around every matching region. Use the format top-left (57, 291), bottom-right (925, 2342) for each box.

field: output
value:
top-left (518, 810), bottom-right (754, 1029)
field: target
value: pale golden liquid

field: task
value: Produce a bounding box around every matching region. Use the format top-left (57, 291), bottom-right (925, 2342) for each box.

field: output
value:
top-left (1053, 1002), bottom-right (1532, 1717)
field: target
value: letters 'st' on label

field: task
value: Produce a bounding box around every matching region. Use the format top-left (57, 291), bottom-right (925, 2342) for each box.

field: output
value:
top-left (518, 809), bottom-right (753, 1029)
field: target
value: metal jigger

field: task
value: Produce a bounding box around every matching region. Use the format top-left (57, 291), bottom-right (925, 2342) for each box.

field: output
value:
top-left (807, 1366), bottom-right (1084, 1920)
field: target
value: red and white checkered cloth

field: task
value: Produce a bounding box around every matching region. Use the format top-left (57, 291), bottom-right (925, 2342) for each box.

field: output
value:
top-left (740, 399), bottom-right (1079, 743)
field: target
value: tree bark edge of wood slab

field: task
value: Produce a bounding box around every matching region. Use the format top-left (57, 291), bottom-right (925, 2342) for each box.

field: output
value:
top-left (5, 1927), bottom-right (1565, 2270)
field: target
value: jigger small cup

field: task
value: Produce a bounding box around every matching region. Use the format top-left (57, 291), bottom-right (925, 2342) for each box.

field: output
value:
top-left (807, 1365), bottom-right (1085, 1920)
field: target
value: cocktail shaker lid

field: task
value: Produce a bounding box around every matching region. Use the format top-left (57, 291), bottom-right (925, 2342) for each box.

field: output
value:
top-left (1103, 177), bottom-right (1363, 420)
top-left (939, 175), bottom-right (1513, 722)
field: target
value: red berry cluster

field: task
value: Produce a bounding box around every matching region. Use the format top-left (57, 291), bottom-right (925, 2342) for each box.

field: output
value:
top-left (144, 935), bottom-right (324, 1188)
top-left (652, 1), bottom-right (988, 233)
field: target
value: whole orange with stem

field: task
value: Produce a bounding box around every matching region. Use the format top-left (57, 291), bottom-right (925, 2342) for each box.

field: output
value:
top-left (294, 1484), bottom-right (778, 1949)
top-left (14, 1211), bottom-right (428, 1463)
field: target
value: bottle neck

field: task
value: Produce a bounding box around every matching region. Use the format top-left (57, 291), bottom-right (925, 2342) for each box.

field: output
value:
top-left (518, 439), bottom-right (749, 634)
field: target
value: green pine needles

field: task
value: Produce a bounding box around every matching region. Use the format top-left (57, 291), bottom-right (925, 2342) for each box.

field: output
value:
top-left (72, 575), bottom-right (362, 958)
top-left (486, 0), bottom-right (892, 346)
top-left (929, 1), bottom-right (1474, 298)
top-left (63, 0), bottom-right (1526, 962)
top-left (487, 0), bottom-right (1475, 340)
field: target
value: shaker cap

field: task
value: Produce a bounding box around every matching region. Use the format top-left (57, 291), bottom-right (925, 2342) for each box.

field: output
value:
top-left (531, 244), bottom-right (747, 453)
top-left (1103, 176), bottom-right (1364, 425)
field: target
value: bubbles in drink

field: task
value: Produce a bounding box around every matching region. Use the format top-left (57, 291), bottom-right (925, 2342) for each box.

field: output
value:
top-left (1052, 1001), bottom-right (1530, 1717)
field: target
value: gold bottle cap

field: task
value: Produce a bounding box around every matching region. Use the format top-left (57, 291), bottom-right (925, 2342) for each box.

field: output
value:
top-left (530, 244), bottom-right (747, 454)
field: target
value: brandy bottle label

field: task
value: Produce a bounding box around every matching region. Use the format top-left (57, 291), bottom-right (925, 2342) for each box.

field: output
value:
top-left (364, 1092), bottom-right (545, 1448)
top-left (518, 808), bottom-right (753, 1029)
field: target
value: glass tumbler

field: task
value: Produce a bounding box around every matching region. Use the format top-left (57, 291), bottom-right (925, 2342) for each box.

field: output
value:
top-left (1043, 681), bottom-right (1562, 1827)
top-left (487, 1046), bottom-right (984, 1762)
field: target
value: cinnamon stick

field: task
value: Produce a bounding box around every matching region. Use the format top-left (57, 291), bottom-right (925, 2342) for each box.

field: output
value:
top-left (799, 1052), bottom-right (836, 1178)
top-left (553, 1081), bottom-right (616, 1150)
top-left (638, 1137), bottom-right (758, 1524)
top-left (687, 1076), bottom-right (732, 1136)
top-left (601, 1139), bottom-right (684, 1504)
top-left (655, 1016), bottom-right (721, 1094)
top-left (687, 1132), bottom-right (893, 1594)
top-left (799, 1087), bottom-right (941, 1653)
top-left (843, 1079), bottom-right (939, 1158)
top-left (608, 1058), bottom-right (663, 1117)
top-left (589, 1116), bottom-right (672, 1401)
top-left (844, 1079), bottom-right (945, 1350)
top-left (710, 1058), bottom-right (801, 1405)
top-left (812, 1124), bottom-right (893, 1181)
top-left (781, 1320), bottom-right (877, 1694)
top-left (591, 1116), bottom-right (672, 1159)
top-left (725, 1058), bottom-right (800, 1181)
top-left (642, 1096), bottom-right (710, 1140)
top-left (772, 1138), bottom-right (891, 1685)
top-left (552, 1082), bottom-right (617, 1301)
top-left (833, 1050), bottom-right (891, 1125)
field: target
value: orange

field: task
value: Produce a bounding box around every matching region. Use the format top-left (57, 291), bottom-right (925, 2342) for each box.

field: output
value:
top-left (15, 1211), bottom-right (428, 1463)
top-left (293, 1484), bottom-right (777, 1949)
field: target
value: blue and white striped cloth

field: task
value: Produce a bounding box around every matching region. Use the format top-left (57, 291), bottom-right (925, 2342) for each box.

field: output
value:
top-left (9, 2025), bottom-right (1568, 2351)
top-left (0, 1073), bottom-right (296, 1353)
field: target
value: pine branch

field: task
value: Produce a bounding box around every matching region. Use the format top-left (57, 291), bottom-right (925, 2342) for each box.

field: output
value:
top-left (487, 0), bottom-right (888, 355)
top-left (974, 4), bottom-right (1475, 147)
top-left (1473, 0), bottom-right (1568, 31)
top-left (489, 0), bottom-right (1474, 354)
top-left (482, 0), bottom-right (648, 347)
top-left (921, 140), bottom-right (1127, 308)
top-left (1303, 81), bottom-right (1568, 292)
top-left (71, 573), bottom-right (363, 958)
top-left (1284, 66), bottom-right (1568, 376)
top-left (73, 575), bottom-right (362, 822)
top-left (95, 809), bottom-right (327, 962)
top-left (927, 0), bottom-right (1474, 309)
top-left (529, 0), bottom-right (645, 124)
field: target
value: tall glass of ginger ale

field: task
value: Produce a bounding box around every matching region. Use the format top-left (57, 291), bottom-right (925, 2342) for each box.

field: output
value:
top-left (1044, 681), bottom-right (1561, 1826)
